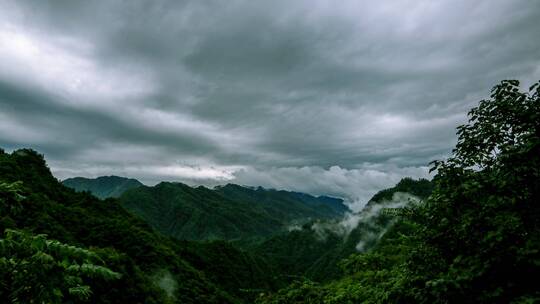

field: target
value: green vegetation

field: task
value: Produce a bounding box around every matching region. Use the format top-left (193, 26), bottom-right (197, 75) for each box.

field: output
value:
top-left (63, 176), bottom-right (144, 199)
top-left (366, 177), bottom-right (433, 206)
top-left (117, 182), bottom-right (348, 241)
top-left (256, 80), bottom-right (540, 303)
top-left (0, 180), bottom-right (120, 303)
top-left (214, 184), bottom-right (349, 222)
top-left (0, 228), bottom-right (120, 303)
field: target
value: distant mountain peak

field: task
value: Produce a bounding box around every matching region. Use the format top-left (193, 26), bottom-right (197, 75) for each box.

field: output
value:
top-left (63, 175), bottom-right (144, 199)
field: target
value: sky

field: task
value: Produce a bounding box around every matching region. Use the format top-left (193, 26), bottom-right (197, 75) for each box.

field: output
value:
top-left (1, 0), bottom-right (539, 207)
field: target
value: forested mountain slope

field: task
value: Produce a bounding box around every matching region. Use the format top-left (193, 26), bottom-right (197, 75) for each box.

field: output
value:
top-left (215, 184), bottom-right (348, 221)
top-left (117, 182), bottom-right (348, 241)
top-left (63, 176), bottom-right (143, 199)
top-left (119, 182), bottom-right (283, 241)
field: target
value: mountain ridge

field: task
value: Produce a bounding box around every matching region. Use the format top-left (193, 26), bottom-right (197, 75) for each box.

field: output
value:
top-left (63, 175), bottom-right (144, 199)
top-left (62, 176), bottom-right (350, 241)
top-left (117, 181), bottom-right (349, 241)
top-left (62, 177), bottom-right (348, 212)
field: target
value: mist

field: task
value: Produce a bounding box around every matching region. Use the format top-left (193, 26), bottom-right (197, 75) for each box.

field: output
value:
top-left (311, 192), bottom-right (421, 251)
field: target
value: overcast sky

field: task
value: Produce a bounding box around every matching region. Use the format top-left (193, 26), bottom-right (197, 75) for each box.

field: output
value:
top-left (1, 0), bottom-right (539, 207)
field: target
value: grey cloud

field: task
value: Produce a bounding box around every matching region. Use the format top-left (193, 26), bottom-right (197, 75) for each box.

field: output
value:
top-left (0, 80), bottom-right (222, 163)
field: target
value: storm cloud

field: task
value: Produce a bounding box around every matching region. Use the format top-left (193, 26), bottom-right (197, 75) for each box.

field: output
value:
top-left (1, 0), bottom-right (539, 203)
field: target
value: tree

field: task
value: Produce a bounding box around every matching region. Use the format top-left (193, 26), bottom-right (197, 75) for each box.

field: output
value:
top-left (257, 80), bottom-right (540, 304)
top-left (0, 181), bottom-right (25, 217)
top-left (0, 229), bottom-right (121, 303)
top-left (400, 80), bottom-right (540, 303)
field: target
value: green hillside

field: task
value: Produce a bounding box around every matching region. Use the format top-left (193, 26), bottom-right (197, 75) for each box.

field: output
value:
top-left (119, 182), bottom-right (283, 241)
top-left (118, 182), bottom-right (348, 241)
top-left (63, 176), bottom-right (144, 199)
top-left (215, 184), bottom-right (349, 222)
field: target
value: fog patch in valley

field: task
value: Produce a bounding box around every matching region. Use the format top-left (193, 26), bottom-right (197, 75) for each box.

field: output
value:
top-left (310, 192), bottom-right (421, 251)
top-left (152, 270), bottom-right (177, 300)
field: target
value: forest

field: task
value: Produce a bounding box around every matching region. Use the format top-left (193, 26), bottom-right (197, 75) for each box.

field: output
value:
top-left (1, 79), bottom-right (539, 303)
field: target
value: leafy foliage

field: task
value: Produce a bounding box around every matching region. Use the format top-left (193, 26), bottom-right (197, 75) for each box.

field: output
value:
top-left (0, 229), bottom-right (120, 303)
top-left (398, 79), bottom-right (540, 303)
top-left (0, 181), bottom-right (25, 218)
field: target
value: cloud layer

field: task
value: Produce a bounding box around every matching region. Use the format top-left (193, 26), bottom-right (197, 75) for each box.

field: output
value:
top-left (1, 0), bottom-right (539, 203)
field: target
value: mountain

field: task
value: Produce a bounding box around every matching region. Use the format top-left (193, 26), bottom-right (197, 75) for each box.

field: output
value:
top-left (0, 149), bottom-right (277, 303)
top-left (63, 176), bottom-right (144, 199)
top-left (215, 184), bottom-right (349, 222)
top-left (119, 182), bottom-right (283, 241)
top-left (118, 182), bottom-right (349, 241)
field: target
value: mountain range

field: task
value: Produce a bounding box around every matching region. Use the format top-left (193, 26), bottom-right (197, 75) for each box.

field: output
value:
top-left (63, 176), bottom-right (349, 241)
top-left (61, 172), bottom-right (433, 284)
